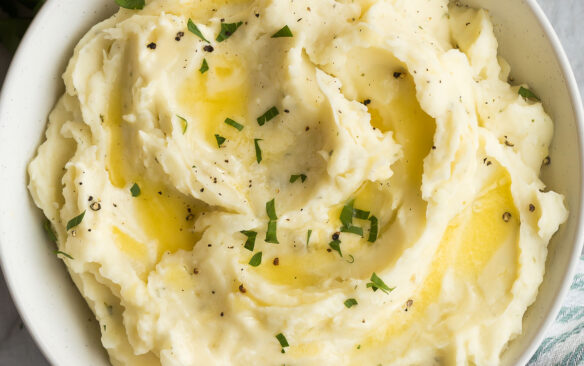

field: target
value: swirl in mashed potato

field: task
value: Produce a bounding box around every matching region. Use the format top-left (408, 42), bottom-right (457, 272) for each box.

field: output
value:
top-left (28, 0), bottom-right (568, 365)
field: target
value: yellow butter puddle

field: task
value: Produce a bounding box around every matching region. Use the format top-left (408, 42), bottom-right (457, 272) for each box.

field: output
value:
top-left (105, 79), bottom-right (202, 275)
top-left (178, 53), bottom-right (249, 148)
top-left (361, 170), bottom-right (519, 350)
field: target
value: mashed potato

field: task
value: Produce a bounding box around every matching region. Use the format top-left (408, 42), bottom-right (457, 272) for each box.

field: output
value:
top-left (28, 0), bottom-right (568, 365)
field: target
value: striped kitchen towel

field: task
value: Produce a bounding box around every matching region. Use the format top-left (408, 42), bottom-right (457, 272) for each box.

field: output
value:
top-left (528, 255), bottom-right (584, 365)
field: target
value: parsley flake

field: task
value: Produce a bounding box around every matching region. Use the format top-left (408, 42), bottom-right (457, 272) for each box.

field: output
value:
top-left (266, 198), bottom-right (278, 220)
top-left (275, 333), bottom-right (289, 353)
top-left (187, 19), bottom-right (209, 42)
top-left (43, 220), bottom-right (57, 243)
top-left (199, 58), bottom-right (209, 74)
top-left (130, 183), bottom-right (141, 197)
top-left (290, 174), bottom-right (307, 183)
top-left (329, 239), bottom-right (342, 257)
top-left (307, 229), bottom-right (313, 247)
top-left (241, 230), bottom-right (257, 251)
top-left (272, 25), bottom-right (293, 38)
top-left (257, 106), bottom-right (279, 126)
top-left (341, 225), bottom-right (363, 237)
top-left (215, 134), bottom-right (226, 147)
top-left (66, 211), bottom-right (86, 231)
top-left (366, 272), bottom-right (394, 294)
top-left (177, 115), bottom-right (188, 134)
top-left (368, 215), bottom-right (378, 242)
top-left (265, 199), bottom-right (279, 244)
top-left (518, 86), bottom-right (540, 101)
top-left (55, 250), bottom-right (74, 260)
top-left (344, 298), bottom-right (358, 308)
top-left (254, 138), bottom-right (263, 163)
top-left (115, 0), bottom-right (145, 10)
top-left (216, 21), bottom-right (243, 42)
top-left (224, 118), bottom-right (244, 131)
top-left (249, 251), bottom-right (262, 266)
top-left (340, 200), bottom-right (354, 228)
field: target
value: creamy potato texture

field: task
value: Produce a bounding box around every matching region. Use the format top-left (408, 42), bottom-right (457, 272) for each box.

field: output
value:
top-left (28, 0), bottom-right (568, 365)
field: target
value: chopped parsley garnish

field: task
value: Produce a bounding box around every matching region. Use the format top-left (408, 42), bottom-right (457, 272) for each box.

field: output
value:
top-left (257, 106), bottom-right (279, 126)
top-left (254, 138), bottom-right (263, 163)
top-left (177, 115), bottom-right (188, 134)
top-left (199, 58), bottom-right (209, 74)
top-left (249, 251), bottom-right (262, 266)
top-left (115, 0), bottom-right (145, 10)
top-left (275, 333), bottom-right (289, 353)
top-left (366, 272), bottom-right (394, 294)
top-left (215, 134), bottom-right (226, 147)
top-left (216, 21), bottom-right (243, 42)
top-left (225, 118), bottom-right (244, 131)
top-left (518, 86), bottom-right (540, 101)
top-left (344, 298), bottom-right (358, 308)
top-left (329, 239), bottom-right (342, 257)
top-left (368, 216), bottom-right (378, 242)
top-left (340, 200), bottom-right (355, 228)
top-left (187, 18), bottom-right (209, 42)
top-left (266, 198), bottom-right (278, 220)
top-left (353, 208), bottom-right (370, 220)
top-left (341, 225), bottom-right (363, 237)
top-left (130, 183), bottom-right (141, 197)
top-left (266, 220), bottom-right (279, 244)
top-left (265, 199), bottom-right (279, 243)
top-left (345, 254), bottom-right (355, 264)
top-left (272, 25), bottom-right (293, 38)
top-left (43, 220), bottom-right (57, 243)
top-left (290, 174), bottom-right (307, 183)
top-left (307, 229), bottom-right (312, 247)
top-left (55, 250), bottom-right (74, 260)
top-left (66, 211), bottom-right (86, 231)
top-left (241, 230), bottom-right (257, 251)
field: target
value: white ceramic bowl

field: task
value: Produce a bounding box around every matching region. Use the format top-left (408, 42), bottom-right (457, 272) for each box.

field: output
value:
top-left (0, 0), bottom-right (582, 365)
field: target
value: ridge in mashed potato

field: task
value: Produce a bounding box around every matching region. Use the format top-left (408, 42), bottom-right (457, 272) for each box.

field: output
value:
top-left (28, 0), bottom-right (568, 365)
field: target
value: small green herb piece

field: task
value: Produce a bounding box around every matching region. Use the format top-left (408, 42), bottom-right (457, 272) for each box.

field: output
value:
top-left (368, 216), bottom-right (378, 243)
top-left (249, 251), bottom-right (262, 266)
top-left (265, 220), bottom-right (279, 244)
top-left (329, 239), bottom-right (342, 257)
top-left (307, 229), bottom-right (313, 247)
top-left (266, 199), bottom-right (278, 220)
top-left (177, 115), bottom-right (188, 134)
top-left (187, 18), bottom-right (209, 42)
top-left (224, 118), bottom-right (244, 131)
top-left (353, 208), bottom-right (370, 220)
top-left (241, 230), bottom-right (257, 251)
top-left (346, 254), bottom-right (355, 264)
top-left (199, 58), bottom-right (209, 74)
top-left (130, 183), bottom-right (141, 197)
top-left (43, 220), bottom-right (57, 243)
top-left (290, 174), bottom-right (307, 183)
top-left (275, 333), bottom-right (289, 353)
top-left (340, 200), bottom-right (354, 228)
top-left (366, 272), bottom-right (394, 294)
top-left (115, 0), bottom-right (145, 10)
top-left (254, 138), bottom-right (263, 163)
top-left (216, 21), bottom-right (243, 42)
top-left (344, 298), bottom-right (358, 308)
top-left (518, 86), bottom-right (540, 101)
top-left (55, 250), bottom-right (74, 260)
top-left (272, 25), bottom-right (293, 38)
top-left (215, 134), bottom-right (226, 147)
top-left (257, 106), bottom-right (279, 126)
top-left (341, 225), bottom-right (363, 237)
top-left (66, 211), bottom-right (86, 231)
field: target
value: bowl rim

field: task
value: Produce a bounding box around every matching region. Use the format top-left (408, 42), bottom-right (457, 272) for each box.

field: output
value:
top-left (0, 0), bottom-right (583, 365)
top-left (509, 0), bottom-right (584, 364)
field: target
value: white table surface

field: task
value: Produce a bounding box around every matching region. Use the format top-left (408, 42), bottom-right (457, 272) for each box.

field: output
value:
top-left (0, 0), bottom-right (582, 365)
